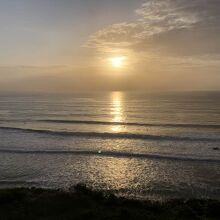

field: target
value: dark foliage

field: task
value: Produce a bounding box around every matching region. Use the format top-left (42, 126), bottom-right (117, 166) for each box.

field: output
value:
top-left (0, 184), bottom-right (219, 220)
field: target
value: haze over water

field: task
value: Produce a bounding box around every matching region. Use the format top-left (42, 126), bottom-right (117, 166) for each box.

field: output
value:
top-left (0, 91), bottom-right (219, 200)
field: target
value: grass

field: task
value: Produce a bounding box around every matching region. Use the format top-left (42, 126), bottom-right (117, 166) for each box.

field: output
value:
top-left (0, 184), bottom-right (219, 220)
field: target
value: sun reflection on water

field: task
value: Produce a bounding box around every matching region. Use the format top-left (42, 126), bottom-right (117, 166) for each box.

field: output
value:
top-left (110, 92), bottom-right (125, 132)
top-left (87, 157), bottom-right (141, 194)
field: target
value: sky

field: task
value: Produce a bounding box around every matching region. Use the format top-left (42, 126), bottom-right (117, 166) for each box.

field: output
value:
top-left (0, 0), bottom-right (220, 92)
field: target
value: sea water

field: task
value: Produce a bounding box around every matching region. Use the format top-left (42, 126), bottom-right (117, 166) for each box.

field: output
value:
top-left (0, 91), bottom-right (219, 200)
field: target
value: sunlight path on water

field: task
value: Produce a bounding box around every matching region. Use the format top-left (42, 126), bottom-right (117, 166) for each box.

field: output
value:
top-left (110, 92), bottom-right (125, 132)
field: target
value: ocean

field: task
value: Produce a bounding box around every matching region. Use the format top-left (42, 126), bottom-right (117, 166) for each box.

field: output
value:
top-left (0, 91), bottom-right (219, 200)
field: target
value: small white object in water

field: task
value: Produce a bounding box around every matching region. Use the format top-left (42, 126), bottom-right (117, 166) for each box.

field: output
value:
top-left (98, 150), bottom-right (102, 154)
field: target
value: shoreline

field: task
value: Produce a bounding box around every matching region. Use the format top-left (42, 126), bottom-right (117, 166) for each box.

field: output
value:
top-left (0, 184), bottom-right (219, 220)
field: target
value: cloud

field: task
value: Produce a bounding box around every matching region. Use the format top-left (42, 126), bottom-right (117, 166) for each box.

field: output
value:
top-left (87, 0), bottom-right (220, 57)
top-left (87, 23), bottom-right (143, 51)
top-left (135, 0), bottom-right (199, 35)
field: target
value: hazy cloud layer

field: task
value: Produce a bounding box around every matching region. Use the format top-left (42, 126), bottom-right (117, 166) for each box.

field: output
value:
top-left (87, 0), bottom-right (220, 57)
top-left (0, 0), bottom-right (220, 92)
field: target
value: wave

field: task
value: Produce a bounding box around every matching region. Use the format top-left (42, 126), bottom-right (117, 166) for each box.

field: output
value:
top-left (0, 148), bottom-right (219, 163)
top-left (2, 119), bottom-right (220, 129)
top-left (0, 126), bottom-right (219, 142)
top-left (39, 120), bottom-right (220, 129)
top-left (0, 180), bottom-right (38, 185)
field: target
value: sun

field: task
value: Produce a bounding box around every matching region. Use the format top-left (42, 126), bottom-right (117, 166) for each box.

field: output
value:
top-left (110, 56), bottom-right (126, 68)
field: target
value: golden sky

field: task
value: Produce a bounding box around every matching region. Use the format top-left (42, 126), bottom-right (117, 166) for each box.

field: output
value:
top-left (0, 0), bottom-right (220, 92)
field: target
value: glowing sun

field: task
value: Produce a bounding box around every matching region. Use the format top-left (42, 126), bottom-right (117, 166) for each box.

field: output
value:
top-left (110, 57), bottom-right (126, 68)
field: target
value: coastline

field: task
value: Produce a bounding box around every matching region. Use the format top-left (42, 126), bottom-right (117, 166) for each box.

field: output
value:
top-left (0, 184), bottom-right (219, 220)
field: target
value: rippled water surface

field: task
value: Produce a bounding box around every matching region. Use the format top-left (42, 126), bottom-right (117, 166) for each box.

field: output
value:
top-left (0, 92), bottom-right (219, 200)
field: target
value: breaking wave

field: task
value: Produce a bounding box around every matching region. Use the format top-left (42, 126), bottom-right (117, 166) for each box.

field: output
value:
top-left (0, 148), bottom-right (219, 163)
top-left (0, 126), bottom-right (219, 142)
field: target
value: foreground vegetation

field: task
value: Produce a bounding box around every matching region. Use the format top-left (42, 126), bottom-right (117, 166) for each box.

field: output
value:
top-left (0, 184), bottom-right (219, 220)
